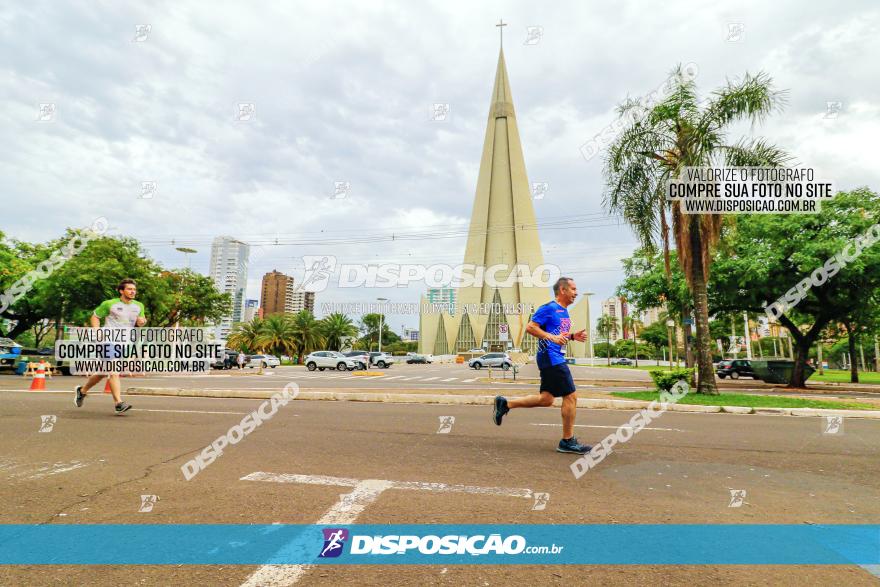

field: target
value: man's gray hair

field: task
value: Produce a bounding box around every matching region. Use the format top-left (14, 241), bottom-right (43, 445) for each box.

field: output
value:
top-left (553, 277), bottom-right (574, 295)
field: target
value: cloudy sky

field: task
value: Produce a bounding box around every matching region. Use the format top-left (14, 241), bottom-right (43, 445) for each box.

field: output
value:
top-left (2, 0), bottom-right (878, 333)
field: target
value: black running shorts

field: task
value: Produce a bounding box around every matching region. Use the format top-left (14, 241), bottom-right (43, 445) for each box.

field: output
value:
top-left (539, 362), bottom-right (576, 397)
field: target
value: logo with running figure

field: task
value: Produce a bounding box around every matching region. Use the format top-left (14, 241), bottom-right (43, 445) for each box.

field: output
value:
top-left (319, 528), bottom-right (349, 558)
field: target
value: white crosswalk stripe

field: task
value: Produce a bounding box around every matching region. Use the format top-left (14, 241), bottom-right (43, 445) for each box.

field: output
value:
top-left (421, 377), bottom-right (440, 381)
top-left (463, 378), bottom-right (477, 383)
top-left (440, 378), bottom-right (458, 382)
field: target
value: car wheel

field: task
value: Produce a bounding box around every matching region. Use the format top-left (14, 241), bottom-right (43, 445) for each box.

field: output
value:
top-left (337, 362), bottom-right (347, 371)
top-left (319, 367), bottom-right (325, 371)
top-left (60, 366), bottom-right (71, 376)
top-left (307, 362), bottom-right (317, 371)
top-left (271, 365), bottom-right (276, 369)
top-left (502, 363), bottom-right (510, 370)
top-left (377, 361), bottom-right (386, 368)
top-left (473, 363), bottom-right (482, 370)
top-left (718, 374), bottom-right (726, 379)
top-left (730, 371), bottom-right (740, 379)
top-left (383, 364), bottom-right (390, 369)
top-left (348, 366), bottom-right (355, 371)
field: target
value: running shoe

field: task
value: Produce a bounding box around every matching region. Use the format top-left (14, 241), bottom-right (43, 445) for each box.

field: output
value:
top-left (493, 395), bottom-right (509, 426)
top-left (556, 437), bottom-right (592, 454)
top-left (74, 385), bottom-right (86, 408)
top-left (115, 402), bottom-right (132, 414)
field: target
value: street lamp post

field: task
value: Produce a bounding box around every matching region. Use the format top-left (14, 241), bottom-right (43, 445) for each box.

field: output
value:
top-left (175, 247), bottom-right (197, 269)
top-left (377, 297), bottom-right (388, 353)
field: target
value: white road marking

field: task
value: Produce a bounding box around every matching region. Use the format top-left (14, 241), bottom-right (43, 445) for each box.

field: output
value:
top-left (7, 460), bottom-right (90, 480)
top-left (440, 378), bottom-right (458, 382)
top-left (530, 423), bottom-right (684, 432)
top-left (463, 378), bottom-right (477, 383)
top-left (383, 376), bottom-right (406, 380)
top-left (239, 472), bottom-right (538, 586)
top-left (421, 377), bottom-right (440, 381)
top-left (139, 409), bottom-right (246, 415)
top-left (401, 377), bottom-right (422, 381)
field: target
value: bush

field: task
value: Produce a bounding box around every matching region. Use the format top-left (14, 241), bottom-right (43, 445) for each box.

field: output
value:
top-left (649, 367), bottom-right (695, 391)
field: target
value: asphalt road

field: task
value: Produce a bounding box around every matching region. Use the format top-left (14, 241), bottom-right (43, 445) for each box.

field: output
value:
top-left (2, 388), bottom-right (879, 585)
top-left (4, 363), bottom-right (880, 402)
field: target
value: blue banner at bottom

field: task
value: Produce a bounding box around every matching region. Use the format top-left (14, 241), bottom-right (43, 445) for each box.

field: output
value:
top-left (0, 525), bottom-right (878, 565)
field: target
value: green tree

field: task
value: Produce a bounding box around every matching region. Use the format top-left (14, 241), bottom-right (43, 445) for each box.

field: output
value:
top-left (710, 188), bottom-right (880, 387)
top-left (145, 269), bottom-right (231, 327)
top-left (622, 315), bottom-right (643, 366)
top-left (604, 66), bottom-right (789, 393)
top-left (291, 310), bottom-right (324, 362)
top-left (359, 313), bottom-right (399, 350)
top-left (228, 318), bottom-right (265, 353)
top-left (596, 315), bottom-right (619, 366)
top-left (320, 312), bottom-right (358, 351)
top-left (256, 315), bottom-right (300, 358)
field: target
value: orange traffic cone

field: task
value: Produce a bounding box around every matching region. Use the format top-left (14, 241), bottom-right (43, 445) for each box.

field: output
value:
top-left (29, 363), bottom-right (47, 391)
top-left (104, 377), bottom-right (112, 393)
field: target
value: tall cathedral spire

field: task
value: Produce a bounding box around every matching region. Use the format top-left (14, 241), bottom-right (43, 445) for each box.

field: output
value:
top-left (419, 46), bottom-right (591, 358)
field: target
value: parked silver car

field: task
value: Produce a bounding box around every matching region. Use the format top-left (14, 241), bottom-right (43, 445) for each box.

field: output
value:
top-left (304, 351), bottom-right (358, 371)
top-left (468, 352), bottom-right (512, 370)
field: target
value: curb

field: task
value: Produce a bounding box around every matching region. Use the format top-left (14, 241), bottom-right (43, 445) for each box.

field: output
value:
top-left (123, 388), bottom-right (880, 419)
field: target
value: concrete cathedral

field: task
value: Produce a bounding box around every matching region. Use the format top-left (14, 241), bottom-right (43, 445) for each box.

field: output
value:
top-left (418, 49), bottom-right (592, 359)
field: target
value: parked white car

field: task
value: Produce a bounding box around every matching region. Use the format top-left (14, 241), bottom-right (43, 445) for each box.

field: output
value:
top-left (305, 351), bottom-right (358, 371)
top-left (368, 352), bottom-right (395, 368)
top-left (468, 352), bottom-right (512, 370)
top-left (247, 354), bottom-right (280, 368)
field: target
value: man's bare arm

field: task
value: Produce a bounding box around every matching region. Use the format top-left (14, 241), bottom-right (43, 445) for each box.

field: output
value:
top-left (90, 314), bottom-right (100, 328)
top-left (526, 321), bottom-right (567, 346)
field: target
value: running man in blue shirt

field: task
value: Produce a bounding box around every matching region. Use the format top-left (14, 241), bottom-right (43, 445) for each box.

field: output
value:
top-left (492, 277), bottom-right (592, 454)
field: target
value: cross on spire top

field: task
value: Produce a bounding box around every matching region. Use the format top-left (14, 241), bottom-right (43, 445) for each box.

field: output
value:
top-left (496, 19), bottom-right (507, 49)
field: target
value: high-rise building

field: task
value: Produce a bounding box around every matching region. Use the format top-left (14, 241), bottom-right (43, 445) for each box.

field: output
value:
top-left (601, 296), bottom-right (629, 342)
top-left (419, 48), bottom-right (591, 357)
top-left (261, 270), bottom-right (295, 316)
top-left (261, 270), bottom-right (316, 315)
top-left (290, 290), bottom-right (315, 314)
top-left (637, 305), bottom-right (663, 327)
top-left (209, 236), bottom-right (249, 341)
top-left (426, 287), bottom-right (456, 313)
top-left (243, 299), bottom-right (259, 322)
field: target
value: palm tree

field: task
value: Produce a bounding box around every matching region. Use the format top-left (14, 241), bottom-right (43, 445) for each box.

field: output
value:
top-left (255, 314), bottom-right (299, 358)
top-left (320, 312), bottom-right (358, 351)
top-left (604, 66), bottom-right (789, 394)
top-left (596, 315), bottom-right (619, 366)
top-left (227, 318), bottom-right (265, 353)
top-left (290, 310), bottom-right (324, 362)
top-left (623, 315), bottom-right (644, 367)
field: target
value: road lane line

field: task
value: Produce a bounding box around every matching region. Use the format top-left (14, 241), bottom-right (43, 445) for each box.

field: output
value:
top-left (463, 378), bottom-right (477, 383)
top-left (530, 423), bottom-right (684, 432)
top-left (139, 409), bottom-right (247, 415)
top-left (440, 378), bottom-right (458, 382)
top-left (239, 471), bottom-right (540, 586)
top-left (421, 377), bottom-right (440, 381)
top-left (240, 478), bottom-right (392, 587)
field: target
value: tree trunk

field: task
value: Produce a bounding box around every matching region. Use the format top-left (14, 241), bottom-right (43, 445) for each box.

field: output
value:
top-left (688, 223), bottom-right (718, 394)
top-left (789, 336), bottom-right (814, 388)
top-left (845, 322), bottom-right (859, 384)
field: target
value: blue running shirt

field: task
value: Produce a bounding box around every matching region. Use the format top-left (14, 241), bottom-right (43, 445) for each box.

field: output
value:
top-left (531, 300), bottom-right (571, 369)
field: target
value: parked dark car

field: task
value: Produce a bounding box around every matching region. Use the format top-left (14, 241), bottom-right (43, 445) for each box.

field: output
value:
top-left (212, 349), bottom-right (239, 370)
top-left (406, 354), bottom-right (430, 364)
top-left (716, 359), bottom-right (757, 379)
top-left (611, 358), bottom-right (633, 366)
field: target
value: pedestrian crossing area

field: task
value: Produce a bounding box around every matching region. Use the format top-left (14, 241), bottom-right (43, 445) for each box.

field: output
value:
top-left (284, 371), bottom-right (480, 384)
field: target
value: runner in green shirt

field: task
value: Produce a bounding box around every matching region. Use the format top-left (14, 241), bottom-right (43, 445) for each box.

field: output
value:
top-left (74, 279), bottom-right (146, 414)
